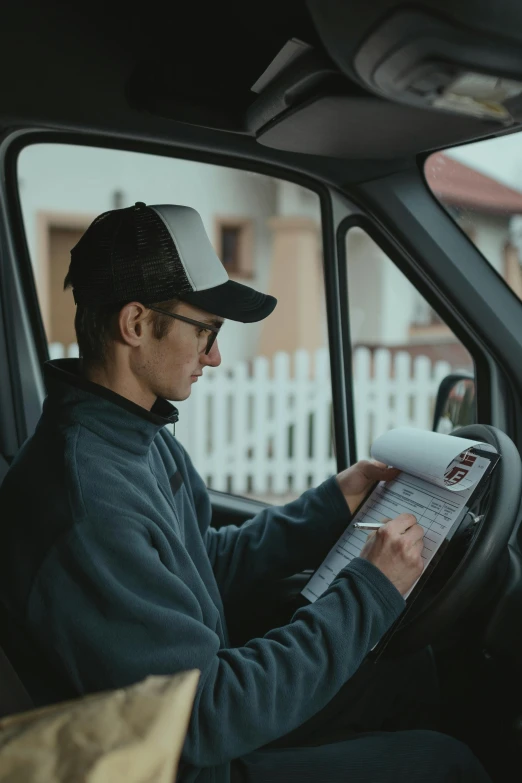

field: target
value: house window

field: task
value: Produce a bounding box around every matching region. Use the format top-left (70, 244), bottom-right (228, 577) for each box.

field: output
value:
top-left (221, 225), bottom-right (241, 270)
top-left (215, 218), bottom-right (253, 278)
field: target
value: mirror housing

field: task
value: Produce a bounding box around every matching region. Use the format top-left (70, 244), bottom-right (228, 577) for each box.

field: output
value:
top-left (432, 371), bottom-right (476, 434)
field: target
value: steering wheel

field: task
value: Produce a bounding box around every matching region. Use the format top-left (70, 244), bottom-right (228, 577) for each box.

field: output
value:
top-left (383, 424), bottom-right (522, 656)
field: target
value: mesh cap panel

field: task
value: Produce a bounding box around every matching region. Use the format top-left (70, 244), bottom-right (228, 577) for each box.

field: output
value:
top-left (68, 204), bottom-right (193, 306)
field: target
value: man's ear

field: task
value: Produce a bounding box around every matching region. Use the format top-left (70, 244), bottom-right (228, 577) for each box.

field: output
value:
top-left (118, 302), bottom-right (148, 347)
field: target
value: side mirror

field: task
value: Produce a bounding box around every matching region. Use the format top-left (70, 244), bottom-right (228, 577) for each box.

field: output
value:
top-left (432, 371), bottom-right (476, 434)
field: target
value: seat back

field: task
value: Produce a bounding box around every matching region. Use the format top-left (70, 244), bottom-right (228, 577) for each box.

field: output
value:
top-left (0, 644), bottom-right (33, 718)
top-left (0, 453), bottom-right (9, 488)
top-left (0, 455), bottom-right (34, 717)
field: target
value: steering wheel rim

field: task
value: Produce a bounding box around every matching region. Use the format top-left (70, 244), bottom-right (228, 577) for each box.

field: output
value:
top-left (383, 424), bottom-right (522, 656)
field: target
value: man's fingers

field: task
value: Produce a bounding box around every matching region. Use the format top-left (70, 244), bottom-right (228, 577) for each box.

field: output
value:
top-left (407, 526), bottom-right (425, 546)
top-left (385, 513), bottom-right (418, 533)
top-left (359, 460), bottom-right (400, 482)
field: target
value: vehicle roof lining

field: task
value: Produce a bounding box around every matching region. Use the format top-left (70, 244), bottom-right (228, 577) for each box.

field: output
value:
top-left (0, 0), bottom-right (520, 187)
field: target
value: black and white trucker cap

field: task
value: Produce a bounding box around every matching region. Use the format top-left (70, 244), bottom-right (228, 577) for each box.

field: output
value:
top-left (66, 201), bottom-right (277, 323)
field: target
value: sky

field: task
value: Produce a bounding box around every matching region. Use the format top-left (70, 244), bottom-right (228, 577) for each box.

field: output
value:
top-left (446, 129), bottom-right (522, 191)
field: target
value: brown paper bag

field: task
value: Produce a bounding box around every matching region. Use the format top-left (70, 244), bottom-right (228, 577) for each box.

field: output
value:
top-left (0, 670), bottom-right (200, 783)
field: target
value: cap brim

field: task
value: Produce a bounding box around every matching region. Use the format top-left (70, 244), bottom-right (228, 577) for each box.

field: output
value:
top-left (179, 280), bottom-right (277, 323)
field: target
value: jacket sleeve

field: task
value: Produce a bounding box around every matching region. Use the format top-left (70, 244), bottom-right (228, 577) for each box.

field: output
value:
top-left (204, 476), bottom-right (351, 601)
top-left (28, 514), bottom-right (405, 768)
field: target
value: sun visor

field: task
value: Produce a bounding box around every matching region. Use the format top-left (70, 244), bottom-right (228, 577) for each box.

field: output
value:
top-left (255, 94), bottom-right (498, 159)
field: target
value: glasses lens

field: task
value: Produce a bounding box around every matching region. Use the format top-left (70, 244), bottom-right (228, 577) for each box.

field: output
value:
top-left (205, 331), bottom-right (217, 355)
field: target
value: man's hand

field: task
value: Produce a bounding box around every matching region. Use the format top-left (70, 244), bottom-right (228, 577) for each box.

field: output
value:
top-left (336, 460), bottom-right (400, 515)
top-left (360, 514), bottom-right (424, 596)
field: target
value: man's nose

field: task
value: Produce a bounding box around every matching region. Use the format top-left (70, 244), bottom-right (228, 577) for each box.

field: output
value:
top-left (202, 339), bottom-right (221, 368)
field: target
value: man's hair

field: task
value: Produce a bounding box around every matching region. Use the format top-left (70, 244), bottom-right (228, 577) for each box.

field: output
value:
top-left (64, 271), bottom-right (179, 364)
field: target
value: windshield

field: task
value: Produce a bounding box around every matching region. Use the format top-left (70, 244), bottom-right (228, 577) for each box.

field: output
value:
top-left (425, 133), bottom-right (522, 302)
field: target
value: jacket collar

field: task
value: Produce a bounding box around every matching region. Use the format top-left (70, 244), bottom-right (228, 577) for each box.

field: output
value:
top-left (43, 359), bottom-right (179, 454)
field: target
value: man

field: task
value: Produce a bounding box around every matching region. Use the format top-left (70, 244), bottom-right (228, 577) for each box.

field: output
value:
top-left (0, 202), bottom-right (490, 782)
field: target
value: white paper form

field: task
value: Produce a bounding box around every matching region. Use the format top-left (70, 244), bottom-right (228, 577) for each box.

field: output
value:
top-left (302, 454), bottom-right (491, 604)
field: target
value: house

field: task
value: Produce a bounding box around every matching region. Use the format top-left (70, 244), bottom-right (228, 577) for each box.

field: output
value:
top-left (345, 152), bottom-right (522, 371)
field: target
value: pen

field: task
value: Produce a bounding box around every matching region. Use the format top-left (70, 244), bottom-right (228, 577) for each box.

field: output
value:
top-left (353, 521), bottom-right (386, 530)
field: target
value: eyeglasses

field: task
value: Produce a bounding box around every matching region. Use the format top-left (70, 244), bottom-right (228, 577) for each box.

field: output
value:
top-left (146, 306), bottom-right (221, 355)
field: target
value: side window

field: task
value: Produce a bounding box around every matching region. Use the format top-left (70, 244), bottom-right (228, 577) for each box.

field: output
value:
top-left (345, 228), bottom-right (475, 459)
top-left (18, 144), bottom-right (335, 503)
top-left (425, 146), bottom-right (522, 304)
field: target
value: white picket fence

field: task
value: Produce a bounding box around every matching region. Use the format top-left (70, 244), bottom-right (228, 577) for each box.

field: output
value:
top-left (49, 343), bottom-right (452, 497)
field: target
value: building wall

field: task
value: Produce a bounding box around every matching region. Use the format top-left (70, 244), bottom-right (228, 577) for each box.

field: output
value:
top-left (345, 228), bottom-right (384, 343)
top-left (347, 228), bottom-right (422, 346)
top-left (346, 211), bottom-right (512, 354)
top-left (381, 260), bottom-right (418, 344)
top-left (458, 211), bottom-right (509, 274)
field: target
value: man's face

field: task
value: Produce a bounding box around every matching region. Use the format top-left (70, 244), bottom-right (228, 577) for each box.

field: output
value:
top-left (132, 302), bottom-right (223, 402)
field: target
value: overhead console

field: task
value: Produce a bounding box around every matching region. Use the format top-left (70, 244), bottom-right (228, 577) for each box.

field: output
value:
top-left (350, 8), bottom-right (522, 125)
top-left (252, 1), bottom-right (522, 158)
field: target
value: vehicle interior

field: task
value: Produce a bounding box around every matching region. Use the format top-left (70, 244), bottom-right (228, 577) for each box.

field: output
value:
top-left (2, 0), bottom-right (522, 779)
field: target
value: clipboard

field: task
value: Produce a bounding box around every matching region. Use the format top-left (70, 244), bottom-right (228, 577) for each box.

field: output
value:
top-left (367, 444), bottom-right (500, 661)
top-left (299, 437), bottom-right (500, 649)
